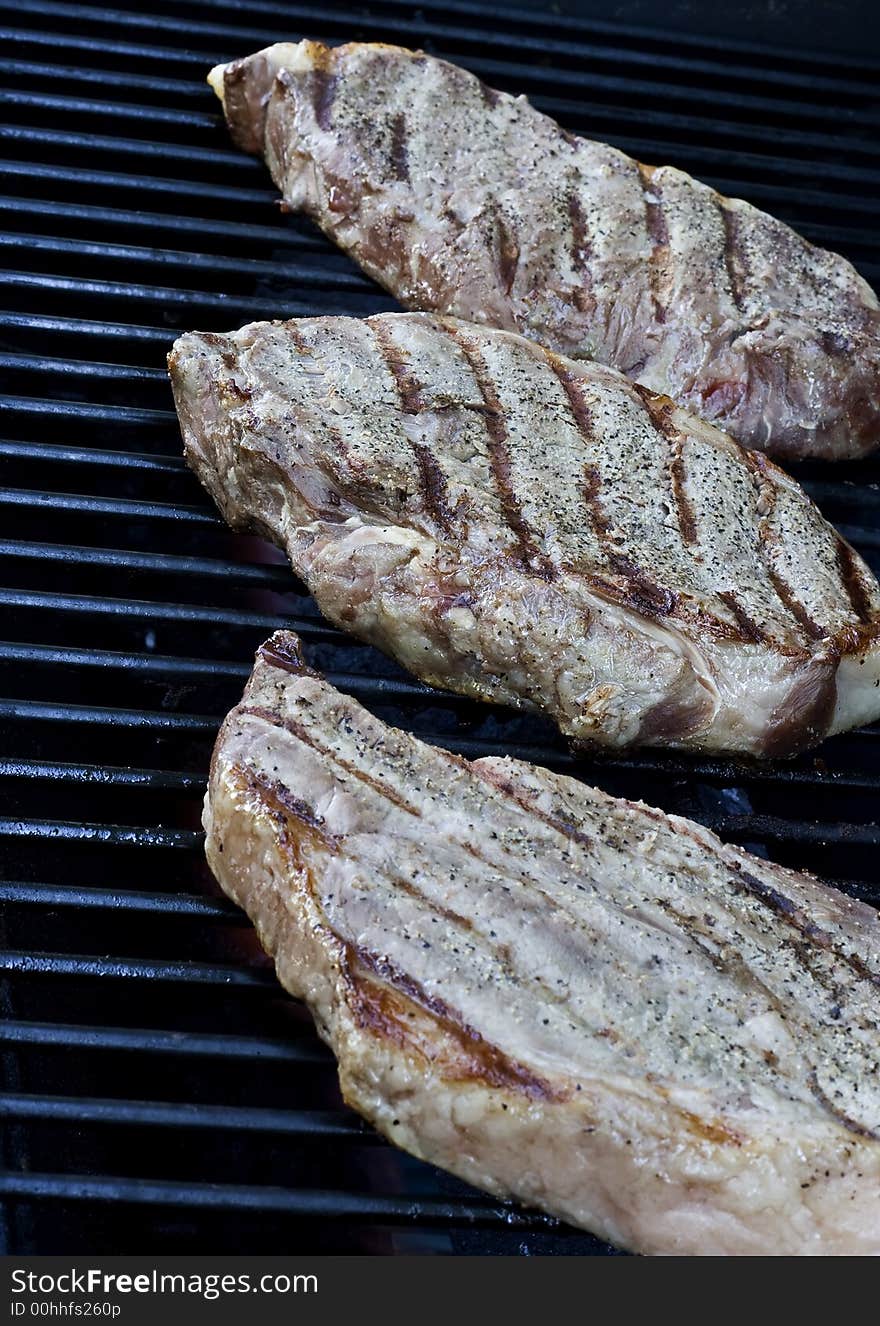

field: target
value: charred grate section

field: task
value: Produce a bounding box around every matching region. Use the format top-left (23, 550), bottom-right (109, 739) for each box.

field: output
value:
top-left (0, 0), bottom-right (878, 1256)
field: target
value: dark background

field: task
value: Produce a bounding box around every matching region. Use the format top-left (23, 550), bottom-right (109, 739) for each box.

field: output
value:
top-left (500, 0), bottom-right (879, 60)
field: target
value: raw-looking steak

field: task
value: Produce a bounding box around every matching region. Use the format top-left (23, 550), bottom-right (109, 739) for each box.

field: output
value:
top-left (204, 631), bottom-right (880, 1256)
top-left (208, 40), bottom-right (880, 461)
top-left (169, 312), bottom-right (880, 758)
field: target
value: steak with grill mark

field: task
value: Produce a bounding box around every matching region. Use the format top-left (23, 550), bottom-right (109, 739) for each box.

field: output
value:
top-left (169, 312), bottom-right (880, 758)
top-left (207, 40), bottom-right (880, 462)
top-left (204, 631), bottom-right (880, 1256)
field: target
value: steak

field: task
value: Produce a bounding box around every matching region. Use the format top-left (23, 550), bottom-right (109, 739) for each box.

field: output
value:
top-left (207, 40), bottom-right (880, 462)
top-left (204, 629), bottom-right (880, 1256)
top-left (169, 312), bottom-right (880, 758)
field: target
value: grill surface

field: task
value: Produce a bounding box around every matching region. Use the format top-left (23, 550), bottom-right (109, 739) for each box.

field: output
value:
top-left (1, 0), bottom-right (879, 1256)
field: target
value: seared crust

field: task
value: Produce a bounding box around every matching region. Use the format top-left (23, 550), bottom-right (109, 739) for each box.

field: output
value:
top-left (204, 632), bottom-right (880, 1256)
top-left (169, 312), bottom-right (880, 757)
top-left (209, 41), bottom-right (880, 461)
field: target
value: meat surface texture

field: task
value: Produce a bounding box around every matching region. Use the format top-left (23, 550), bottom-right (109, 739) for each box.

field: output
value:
top-left (205, 630), bottom-right (880, 1256)
top-left (169, 312), bottom-right (880, 758)
top-left (207, 40), bottom-right (880, 462)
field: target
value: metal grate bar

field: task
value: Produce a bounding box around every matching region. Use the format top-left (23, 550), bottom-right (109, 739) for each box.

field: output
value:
top-left (2, 231), bottom-right (376, 291)
top-left (0, 196), bottom-right (330, 252)
top-left (6, 0), bottom-right (879, 98)
top-left (0, 950), bottom-right (273, 986)
top-left (0, 1093), bottom-right (368, 1137)
top-left (0, 1170), bottom-right (564, 1229)
top-left (7, 80), bottom-right (880, 167)
top-left (0, 55), bottom-right (207, 99)
top-left (0, 352), bottom-right (166, 385)
top-left (0, 819), bottom-right (203, 849)
top-left (5, 0), bottom-right (877, 73)
top-left (0, 441), bottom-right (186, 473)
top-left (0, 540), bottom-right (293, 585)
top-left (0, 311), bottom-right (184, 353)
top-left (0, 881), bottom-right (238, 919)
top-left (0, 396), bottom-right (174, 437)
top-left (0, 88), bottom-right (212, 129)
top-left (0, 759), bottom-right (201, 789)
top-left (0, 124), bottom-right (255, 173)
top-left (0, 272), bottom-right (384, 326)
top-left (0, 1019), bottom-right (331, 1062)
top-left (0, 488), bottom-right (216, 525)
top-left (0, 587), bottom-right (322, 634)
top-left (0, 698), bottom-right (218, 732)
top-left (0, 158), bottom-right (276, 207)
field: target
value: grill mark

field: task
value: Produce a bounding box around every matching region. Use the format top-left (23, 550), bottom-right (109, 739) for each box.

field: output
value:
top-left (237, 702), bottom-right (420, 818)
top-left (229, 763), bottom-right (339, 852)
top-left (388, 112), bottom-right (410, 182)
top-left (372, 866), bottom-right (633, 1054)
top-left (543, 351), bottom-right (593, 438)
top-left (766, 570), bottom-right (825, 641)
top-left (567, 192), bottom-right (595, 314)
top-left (382, 867), bottom-right (584, 1017)
top-left (447, 328), bottom-right (556, 581)
top-left (368, 319), bottom-right (424, 412)
top-left (589, 571), bottom-right (678, 621)
top-left (640, 901), bottom-right (877, 1145)
top-left (583, 463), bottom-right (612, 545)
top-left (638, 163), bottom-right (669, 324)
top-left (410, 443), bottom-right (456, 532)
top-left (807, 1071), bottom-right (880, 1141)
top-left (346, 944), bottom-right (562, 1100)
top-left (742, 451), bottom-right (827, 642)
top-left (679, 1108), bottom-right (743, 1147)
top-left (244, 699), bottom-right (605, 910)
top-left (634, 386), bottom-right (699, 546)
top-left (668, 437), bottom-right (698, 546)
top-left (286, 321), bottom-right (308, 354)
top-left (542, 359), bottom-right (616, 559)
top-left (368, 321), bottom-right (455, 533)
top-left (278, 325), bottom-right (362, 497)
top-left (733, 865), bottom-right (880, 992)
top-left (718, 200), bottom-right (746, 311)
top-left (717, 591), bottom-right (766, 644)
top-left (545, 355), bottom-right (710, 625)
top-left (835, 535), bottom-right (874, 624)
top-left (241, 696), bottom-right (601, 872)
top-left (238, 704), bottom-right (620, 1021)
top-left (234, 694), bottom-right (880, 1128)
top-left (471, 762), bottom-right (593, 853)
top-left (493, 209), bottom-right (520, 296)
top-left (389, 872), bottom-right (476, 934)
top-left (543, 352), bottom-right (638, 586)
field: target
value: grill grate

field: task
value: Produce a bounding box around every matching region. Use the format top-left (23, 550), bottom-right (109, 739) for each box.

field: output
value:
top-left (1, 0), bottom-right (878, 1256)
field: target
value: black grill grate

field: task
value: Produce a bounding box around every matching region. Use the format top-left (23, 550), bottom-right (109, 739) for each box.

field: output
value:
top-left (1, 0), bottom-right (878, 1256)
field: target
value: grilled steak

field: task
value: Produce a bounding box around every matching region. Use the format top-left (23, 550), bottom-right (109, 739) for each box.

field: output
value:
top-left (169, 312), bottom-right (880, 758)
top-left (207, 40), bottom-right (880, 462)
top-left (205, 630), bottom-right (880, 1256)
